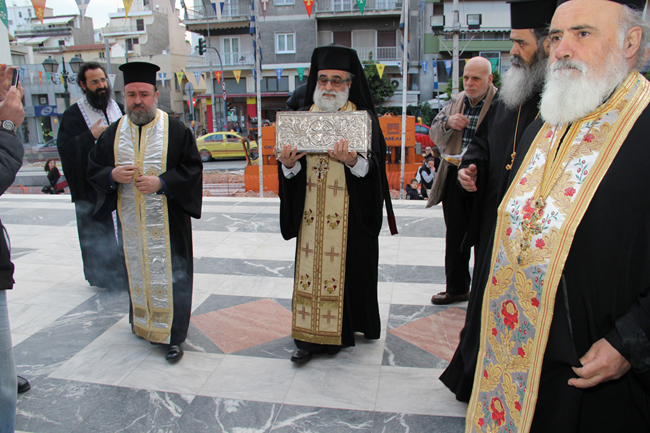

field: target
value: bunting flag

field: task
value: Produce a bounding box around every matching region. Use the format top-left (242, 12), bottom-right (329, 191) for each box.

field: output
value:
top-left (303, 0), bottom-right (313, 17)
top-left (158, 72), bottom-right (167, 87)
top-left (355, 0), bottom-right (366, 14)
top-left (31, 0), bottom-right (45, 23)
top-left (421, 60), bottom-right (427, 75)
top-left (397, 61), bottom-right (401, 75)
top-left (0, 0), bottom-right (8, 28)
top-left (169, 0), bottom-right (175, 10)
top-left (214, 70), bottom-right (222, 84)
top-left (29, 69), bottom-right (34, 85)
top-left (260, 0), bottom-right (268, 18)
top-left (252, 68), bottom-right (256, 83)
top-left (250, 1), bottom-right (262, 63)
top-left (275, 68), bottom-right (282, 82)
top-left (399, 0), bottom-right (410, 73)
top-left (194, 71), bottom-right (202, 84)
top-left (212, 0), bottom-right (223, 20)
top-left (233, 70), bottom-right (241, 83)
top-left (38, 71), bottom-right (42, 84)
top-left (249, 0), bottom-right (255, 36)
top-left (123, 0), bottom-right (134, 19)
top-left (175, 71), bottom-right (184, 88)
top-left (75, 0), bottom-right (91, 20)
top-left (433, 60), bottom-right (439, 90)
top-left (108, 74), bottom-right (116, 87)
top-left (297, 67), bottom-right (305, 81)
top-left (46, 72), bottom-right (50, 82)
top-left (444, 60), bottom-right (452, 76)
top-left (376, 63), bottom-right (385, 79)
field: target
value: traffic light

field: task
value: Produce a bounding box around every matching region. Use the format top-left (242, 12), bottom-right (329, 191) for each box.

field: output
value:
top-left (198, 38), bottom-right (206, 55)
top-left (226, 102), bottom-right (233, 115)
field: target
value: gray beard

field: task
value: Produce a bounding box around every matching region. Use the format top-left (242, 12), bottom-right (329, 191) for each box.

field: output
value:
top-left (313, 86), bottom-right (349, 112)
top-left (498, 54), bottom-right (547, 111)
top-left (127, 103), bottom-right (158, 126)
top-left (539, 50), bottom-right (629, 126)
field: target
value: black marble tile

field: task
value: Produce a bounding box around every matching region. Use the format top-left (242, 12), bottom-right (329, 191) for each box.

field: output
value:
top-left (191, 294), bottom-right (280, 316)
top-left (393, 264), bottom-right (447, 284)
top-left (13, 290), bottom-right (129, 376)
top-left (177, 397), bottom-right (279, 432)
top-left (184, 322), bottom-right (224, 354)
top-left (271, 405), bottom-right (374, 432)
top-left (15, 377), bottom-right (115, 433)
top-left (380, 215), bottom-right (446, 238)
top-left (72, 387), bottom-right (191, 433)
top-left (0, 208), bottom-right (75, 225)
top-left (387, 304), bottom-right (453, 330)
top-left (194, 257), bottom-right (295, 278)
top-left (193, 213), bottom-right (281, 233)
top-left (382, 332), bottom-right (449, 369)
top-left (372, 413), bottom-right (465, 433)
top-left (234, 335), bottom-right (295, 360)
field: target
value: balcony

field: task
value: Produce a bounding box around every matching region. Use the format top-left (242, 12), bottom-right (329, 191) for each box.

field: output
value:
top-left (101, 25), bottom-right (146, 37)
top-left (315, 0), bottom-right (401, 16)
top-left (356, 47), bottom-right (399, 62)
top-left (14, 25), bottom-right (72, 37)
top-left (187, 51), bottom-right (254, 69)
top-left (184, 1), bottom-right (252, 33)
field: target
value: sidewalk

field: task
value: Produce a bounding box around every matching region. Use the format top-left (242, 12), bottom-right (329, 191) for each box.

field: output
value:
top-left (4, 194), bottom-right (468, 433)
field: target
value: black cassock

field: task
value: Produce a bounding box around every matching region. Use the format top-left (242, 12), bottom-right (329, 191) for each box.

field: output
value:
top-left (440, 91), bottom-right (542, 401)
top-left (87, 115), bottom-right (203, 345)
top-left (57, 103), bottom-right (127, 290)
top-left (278, 109), bottom-right (386, 348)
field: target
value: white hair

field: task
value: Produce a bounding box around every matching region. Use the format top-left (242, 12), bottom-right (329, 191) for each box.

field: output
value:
top-left (617, 5), bottom-right (650, 71)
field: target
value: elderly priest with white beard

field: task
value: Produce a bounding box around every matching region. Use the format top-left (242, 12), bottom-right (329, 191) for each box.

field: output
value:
top-left (465, 0), bottom-right (650, 432)
top-left (277, 44), bottom-right (397, 364)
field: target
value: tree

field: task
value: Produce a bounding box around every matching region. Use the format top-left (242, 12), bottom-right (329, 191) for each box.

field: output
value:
top-left (362, 57), bottom-right (396, 105)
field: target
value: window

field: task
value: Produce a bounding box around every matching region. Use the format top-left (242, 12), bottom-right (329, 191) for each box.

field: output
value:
top-left (333, 31), bottom-right (351, 47)
top-left (28, 9), bottom-right (32, 17)
top-left (136, 19), bottom-right (144, 31)
top-left (223, 37), bottom-right (239, 65)
top-left (276, 33), bottom-right (295, 54)
top-left (99, 51), bottom-right (105, 59)
top-left (18, 12), bottom-right (22, 18)
top-left (58, 40), bottom-right (65, 46)
top-left (275, 0), bottom-right (294, 4)
top-left (126, 38), bottom-right (140, 51)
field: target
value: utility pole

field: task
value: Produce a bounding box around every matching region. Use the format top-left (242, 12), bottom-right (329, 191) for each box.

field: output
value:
top-left (452, 0), bottom-right (460, 93)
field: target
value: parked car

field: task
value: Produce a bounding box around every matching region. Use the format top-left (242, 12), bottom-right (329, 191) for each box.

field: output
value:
top-left (415, 123), bottom-right (435, 149)
top-left (32, 139), bottom-right (60, 161)
top-left (196, 132), bottom-right (259, 162)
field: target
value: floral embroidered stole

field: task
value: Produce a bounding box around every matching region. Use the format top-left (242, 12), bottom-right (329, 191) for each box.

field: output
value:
top-left (466, 72), bottom-right (650, 433)
top-left (115, 110), bottom-right (174, 344)
top-left (291, 101), bottom-right (356, 345)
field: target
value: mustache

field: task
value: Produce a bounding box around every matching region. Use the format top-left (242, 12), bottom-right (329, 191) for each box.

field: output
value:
top-left (131, 103), bottom-right (146, 109)
top-left (550, 59), bottom-right (586, 73)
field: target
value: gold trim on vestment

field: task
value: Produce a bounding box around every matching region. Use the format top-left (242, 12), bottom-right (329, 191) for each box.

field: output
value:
top-left (115, 110), bottom-right (175, 344)
top-left (466, 72), bottom-right (650, 433)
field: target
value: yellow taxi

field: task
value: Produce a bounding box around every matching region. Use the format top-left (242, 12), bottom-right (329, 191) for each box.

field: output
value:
top-left (196, 132), bottom-right (258, 162)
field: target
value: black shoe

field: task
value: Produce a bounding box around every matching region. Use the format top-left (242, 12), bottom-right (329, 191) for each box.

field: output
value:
top-left (290, 349), bottom-right (313, 364)
top-left (165, 345), bottom-right (184, 362)
top-left (17, 376), bottom-right (30, 394)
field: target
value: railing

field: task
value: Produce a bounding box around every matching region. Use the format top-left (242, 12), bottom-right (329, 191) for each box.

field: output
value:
top-left (101, 25), bottom-right (146, 36)
top-left (356, 47), bottom-right (399, 61)
top-left (315, 0), bottom-right (401, 13)
top-left (14, 26), bottom-right (72, 37)
top-left (184, 1), bottom-right (252, 22)
top-left (31, 46), bottom-right (66, 53)
top-left (188, 52), bottom-right (254, 67)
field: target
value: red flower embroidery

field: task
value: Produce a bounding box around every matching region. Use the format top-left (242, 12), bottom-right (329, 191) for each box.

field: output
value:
top-left (506, 227), bottom-right (512, 236)
top-left (501, 300), bottom-right (519, 330)
top-left (545, 131), bottom-right (553, 139)
top-left (515, 401), bottom-right (522, 411)
top-left (584, 133), bottom-right (595, 143)
top-left (484, 369), bottom-right (488, 378)
top-left (478, 418), bottom-right (485, 427)
top-left (522, 197), bottom-right (536, 220)
top-left (492, 327), bottom-right (498, 336)
top-left (564, 187), bottom-right (576, 197)
top-left (492, 276), bottom-right (498, 286)
top-left (519, 177), bottom-right (528, 186)
top-left (490, 397), bottom-right (506, 426)
top-left (531, 297), bottom-right (540, 307)
top-left (518, 347), bottom-right (526, 357)
top-left (535, 239), bottom-right (546, 249)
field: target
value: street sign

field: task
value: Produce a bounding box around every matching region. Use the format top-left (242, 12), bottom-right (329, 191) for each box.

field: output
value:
top-left (184, 82), bottom-right (194, 96)
top-left (222, 81), bottom-right (226, 101)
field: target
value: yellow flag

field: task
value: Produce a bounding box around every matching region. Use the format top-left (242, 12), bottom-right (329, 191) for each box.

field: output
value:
top-left (376, 63), bottom-right (385, 79)
top-left (123, 0), bottom-right (134, 19)
top-left (233, 70), bottom-right (241, 84)
top-left (175, 72), bottom-right (184, 88)
top-left (247, 97), bottom-right (256, 104)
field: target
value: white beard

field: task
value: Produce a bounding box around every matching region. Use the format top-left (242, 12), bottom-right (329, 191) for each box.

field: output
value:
top-left (313, 85), bottom-right (349, 112)
top-left (498, 54), bottom-right (547, 111)
top-left (539, 49), bottom-right (629, 126)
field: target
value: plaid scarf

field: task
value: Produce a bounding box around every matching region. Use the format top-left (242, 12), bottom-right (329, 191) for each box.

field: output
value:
top-left (461, 95), bottom-right (485, 151)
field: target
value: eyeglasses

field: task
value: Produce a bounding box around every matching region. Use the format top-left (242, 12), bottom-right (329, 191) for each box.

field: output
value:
top-left (89, 77), bottom-right (107, 86)
top-left (317, 77), bottom-right (350, 88)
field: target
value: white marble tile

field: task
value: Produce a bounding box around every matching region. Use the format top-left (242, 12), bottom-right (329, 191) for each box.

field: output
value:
top-left (285, 362), bottom-right (381, 411)
top-left (6, 280), bottom-right (56, 303)
top-left (119, 351), bottom-right (223, 394)
top-left (378, 248), bottom-right (399, 265)
top-left (391, 282), bottom-right (446, 306)
top-left (10, 332), bottom-right (29, 346)
top-left (248, 244), bottom-right (296, 261)
top-left (377, 281), bottom-right (394, 305)
top-left (23, 284), bottom-right (98, 309)
top-left (335, 331), bottom-right (386, 366)
top-left (375, 366), bottom-right (468, 417)
top-left (199, 355), bottom-right (295, 402)
top-left (90, 317), bottom-right (144, 347)
top-left (8, 303), bottom-right (71, 336)
top-left (203, 243), bottom-right (255, 259)
top-left (268, 278), bottom-right (295, 299)
top-left (193, 273), bottom-right (232, 294)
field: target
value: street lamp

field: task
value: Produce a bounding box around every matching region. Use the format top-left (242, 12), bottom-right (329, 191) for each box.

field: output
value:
top-left (41, 54), bottom-right (84, 109)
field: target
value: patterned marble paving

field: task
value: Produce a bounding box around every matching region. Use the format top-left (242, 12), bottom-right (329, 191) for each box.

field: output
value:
top-left (3, 195), bottom-right (469, 432)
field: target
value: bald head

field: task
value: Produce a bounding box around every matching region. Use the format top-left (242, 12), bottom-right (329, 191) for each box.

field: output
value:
top-left (463, 56), bottom-right (493, 104)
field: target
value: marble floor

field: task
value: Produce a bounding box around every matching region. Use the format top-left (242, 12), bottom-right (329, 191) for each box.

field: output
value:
top-left (3, 194), bottom-right (470, 433)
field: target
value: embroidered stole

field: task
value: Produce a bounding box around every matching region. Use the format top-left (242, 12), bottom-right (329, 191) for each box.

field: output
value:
top-left (291, 101), bottom-right (356, 345)
top-left (466, 72), bottom-right (650, 433)
top-left (114, 110), bottom-right (175, 344)
top-left (77, 97), bottom-right (122, 136)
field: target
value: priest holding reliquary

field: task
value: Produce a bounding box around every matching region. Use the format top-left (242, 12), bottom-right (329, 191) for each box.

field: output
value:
top-left (277, 44), bottom-right (397, 364)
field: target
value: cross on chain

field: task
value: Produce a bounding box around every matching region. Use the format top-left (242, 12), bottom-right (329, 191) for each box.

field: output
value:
top-left (306, 176), bottom-right (316, 192)
top-left (328, 180), bottom-right (344, 197)
top-left (298, 306), bottom-right (310, 320)
top-left (301, 242), bottom-right (313, 258)
top-left (322, 309), bottom-right (335, 324)
top-left (324, 246), bottom-right (340, 262)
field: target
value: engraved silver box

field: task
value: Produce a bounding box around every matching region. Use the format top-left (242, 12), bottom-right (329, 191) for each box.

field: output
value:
top-left (275, 111), bottom-right (372, 155)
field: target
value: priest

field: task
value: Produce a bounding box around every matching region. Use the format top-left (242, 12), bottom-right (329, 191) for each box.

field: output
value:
top-left (88, 62), bottom-right (203, 362)
top-left (277, 44), bottom-right (397, 364)
top-left (440, 0), bottom-right (555, 402)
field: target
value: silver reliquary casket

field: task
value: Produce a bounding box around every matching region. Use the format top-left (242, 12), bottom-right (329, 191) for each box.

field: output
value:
top-left (275, 111), bottom-right (372, 156)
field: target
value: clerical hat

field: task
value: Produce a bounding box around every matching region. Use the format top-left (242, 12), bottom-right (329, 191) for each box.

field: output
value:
top-left (509, 0), bottom-right (556, 29)
top-left (312, 45), bottom-right (355, 73)
top-left (119, 62), bottom-right (160, 86)
top-left (556, 0), bottom-right (646, 10)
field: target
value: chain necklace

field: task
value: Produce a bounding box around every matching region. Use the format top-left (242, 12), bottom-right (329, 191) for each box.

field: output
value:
top-left (506, 107), bottom-right (541, 171)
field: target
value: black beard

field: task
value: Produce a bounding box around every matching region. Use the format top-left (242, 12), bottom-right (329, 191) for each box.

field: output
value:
top-left (85, 86), bottom-right (111, 111)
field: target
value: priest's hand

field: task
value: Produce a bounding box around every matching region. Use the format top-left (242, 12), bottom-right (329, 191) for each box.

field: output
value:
top-left (277, 145), bottom-right (306, 169)
top-left (568, 338), bottom-right (631, 388)
top-left (112, 164), bottom-right (138, 184)
top-left (446, 113), bottom-right (470, 131)
top-left (458, 164), bottom-right (478, 192)
top-left (135, 175), bottom-right (163, 195)
top-left (328, 139), bottom-right (358, 166)
top-left (91, 119), bottom-right (107, 139)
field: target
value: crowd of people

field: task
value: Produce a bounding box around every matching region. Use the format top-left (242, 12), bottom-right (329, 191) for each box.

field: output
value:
top-left (2, 0), bottom-right (650, 430)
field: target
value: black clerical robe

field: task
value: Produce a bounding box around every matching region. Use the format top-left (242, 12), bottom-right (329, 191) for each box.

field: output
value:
top-left (278, 109), bottom-right (386, 348)
top-left (440, 92), bottom-right (542, 402)
top-left (480, 93), bottom-right (650, 432)
top-left (57, 102), bottom-right (127, 290)
top-left (87, 113), bottom-right (203, 345)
